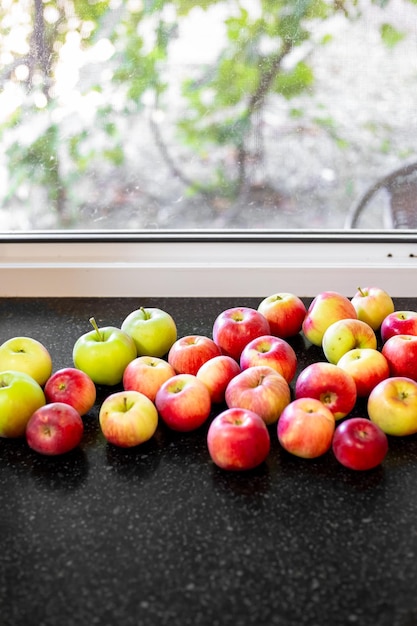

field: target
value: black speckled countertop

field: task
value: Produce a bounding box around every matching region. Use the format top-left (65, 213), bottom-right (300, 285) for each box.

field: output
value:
top-left (1, 297), bottom-right (417, 626)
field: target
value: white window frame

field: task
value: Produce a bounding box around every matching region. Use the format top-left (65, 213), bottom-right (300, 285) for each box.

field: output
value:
top-left (0, 230), bottom-right (416, 298)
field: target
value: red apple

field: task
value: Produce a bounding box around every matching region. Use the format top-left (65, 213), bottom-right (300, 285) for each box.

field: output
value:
top-left (99, 390), bottom-right (158, 447)
top-left (44, 367), bottom-right (96, 416)
top-left (225, 365), bottom-right (290, 426)
top-left (351, 286), bottom-right (394, 331)
top-left (239, 335), bottom-right (297, 383)
top-left (257, 292), bottom-right (306, 338)
top-left (367, 376), bottom-right (417, 436)
top-left (212, 306), bottom-right (270, 361)
top-left (167, 335), bottom-right (221, 376)
top-left (26, 402), bottom-right (84, 455)
top-left (302, 291), bottom-right (357, 347)
top-left (277, 397), bottom-right (335, 459)
top-left (196, 355), bottom-right (241, 404)
top-left (381, 334), bottom-right (417, 381)
top-left (380, 310), bottom-right (417, 343)
top-left (337, 348), bottom-right (390, 397)
top-left (207, 407), bottom-right (270, 471)
top-left (123, 355), bottom-right (176, 402)
top-left (295, 361), bottom-right (357, 420)
top-left (332, 417), bottom-right (388, 470)
top-left (155, 373), bottom-right (212, 431)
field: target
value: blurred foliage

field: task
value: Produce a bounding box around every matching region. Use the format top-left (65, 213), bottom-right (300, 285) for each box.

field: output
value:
top-left (0, 0), bottom-right (412, 223)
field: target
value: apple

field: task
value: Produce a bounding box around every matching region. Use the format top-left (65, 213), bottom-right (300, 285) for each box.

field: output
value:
top-left (123, 355), bottom-right (176, 402)
top-left (99, 390), bottom-right (158, 447)
top-left (121, 306), bottom-right (177, 358)
top-left (239, 335), bottom-right (297, 383)
top-left (207, 408), bottom-right (270, 471)
top-left (277, 397), bottom-right (335, 459)
top-left (167, 335), bottom-right (221, 376)
top-left (351, 286), bottom-right (394, 331)
top-left (155, 373), bottom-right (212, 432)
top-left (294, 361), bottom-right (357, 420)
top-left (322, 318), bottom-right (377, 365)
top-left (302, 291), bottom-right (357, 347)
top-left (225, 365), bottom-right (291, 426)
top-left (44, 367), bottom-right (96, 415)
top-left (212, 306), bottom-right (270, 361)
top-left (380, 310), bottom-right (417, 343)
top-left (72, 317), bottom-right (137, 386)
top-left (0, 336), bottom-right (52, 386)
top-left (381, 334), bottom-right (417, 381)
top-left (0, 370), bottom-right (46, 438)
top-left (332, 417), bottom-right (388, 470)
top-left (26, 402), bottom-right (84, 455)
top-left (337, 348), bottom-right (390, 397)
top-left (367, 376), bottom-right (417, 436)
top-left (257, 292), bottom-right (307, 338)
top-left (196, 355), bottom-right (241, 404)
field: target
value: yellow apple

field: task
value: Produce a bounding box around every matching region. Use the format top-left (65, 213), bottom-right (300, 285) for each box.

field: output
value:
top-left (322, 318), bottom-right (377, 365)
top-left (367, 377), bottom-right (417, 436)
top-left (351, 286), bottom-right (394, 331)
top-left (0, 336), bottom-right (52, 386)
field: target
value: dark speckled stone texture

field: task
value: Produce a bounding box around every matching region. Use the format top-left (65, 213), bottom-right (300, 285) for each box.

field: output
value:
top-left (1, 297), bottom-right (417, 626)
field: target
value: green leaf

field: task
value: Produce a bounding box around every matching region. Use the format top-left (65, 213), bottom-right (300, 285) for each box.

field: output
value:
top-left (380, 23), bottom-right (405, 48)
top-left (273, 61), bottom-right (314, 99)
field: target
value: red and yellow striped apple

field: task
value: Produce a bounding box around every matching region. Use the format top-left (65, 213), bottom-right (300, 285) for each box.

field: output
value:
top-left (196, 355), bottom-right (241, 404)
top-left (155, 373), bottom-right (211, 431)
top-left (225, 365), bottom-right (290, 426)
top-left (239, 334), bottom-right (297, 383)
top-left (337, 348), bottom-right (390, 397)
top-left (295, 361), bottom-right (357, 420)
top-left (212, 306), bottom-right (270, 361)
top-left (302, 291), bottom-right (357, 347)
top-left (277, 397), bottom-right (335, 459)
top-left (168, 335), bottom-right (221, 376)
top-left (99, 390), bottom-right (158, 447)
top-left (123, 355), bottom-right (176, 402)
top-left (257, 292), bottom-right (306, 338)
top-left (207, 407), bottom-right (270, 471)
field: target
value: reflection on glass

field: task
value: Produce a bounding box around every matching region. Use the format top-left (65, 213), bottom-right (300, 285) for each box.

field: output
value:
top-left (0, 0), bottom-right (416, 231)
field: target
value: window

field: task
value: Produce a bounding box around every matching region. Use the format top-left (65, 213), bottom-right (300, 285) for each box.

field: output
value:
top-left (0, 1), bottom-right (416, 297)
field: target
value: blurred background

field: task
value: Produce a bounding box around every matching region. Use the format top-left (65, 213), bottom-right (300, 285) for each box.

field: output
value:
top-left (0, 0), bottom-right (416, 231)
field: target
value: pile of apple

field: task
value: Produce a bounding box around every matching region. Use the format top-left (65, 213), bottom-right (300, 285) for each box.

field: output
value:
top-left (1, 288), bottom-right (417, 473)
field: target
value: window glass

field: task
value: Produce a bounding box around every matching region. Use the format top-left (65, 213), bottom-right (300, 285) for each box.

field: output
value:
top-left (0, 0), bottom-right (416, 232)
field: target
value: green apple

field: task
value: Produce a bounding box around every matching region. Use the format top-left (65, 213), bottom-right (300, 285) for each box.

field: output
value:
top-left (322, 318), bottom-right (377, 365)
top-left (121, 306), bottom-right (177, 358)
top-left (0, 336), bottom-right (52, 386)
top-left (73, 317), bottom-right (137, 386)
top-left (0, 370), bottom-right (46, 438)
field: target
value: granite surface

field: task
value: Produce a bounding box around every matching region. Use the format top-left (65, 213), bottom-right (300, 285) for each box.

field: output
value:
top-left (1, 297), bottom-right (417, 626)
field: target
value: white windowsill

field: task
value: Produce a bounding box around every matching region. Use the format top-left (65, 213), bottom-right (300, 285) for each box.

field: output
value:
top-left (0, 231), bottom-right (416, 298)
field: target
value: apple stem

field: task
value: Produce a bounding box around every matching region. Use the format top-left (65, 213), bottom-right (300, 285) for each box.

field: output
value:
top-left (89, 317), bottom-right (103, 341)
top-left (358, 287), bottom-right (366, 297)
top-left (140, 306), bottom-right (150, 320)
